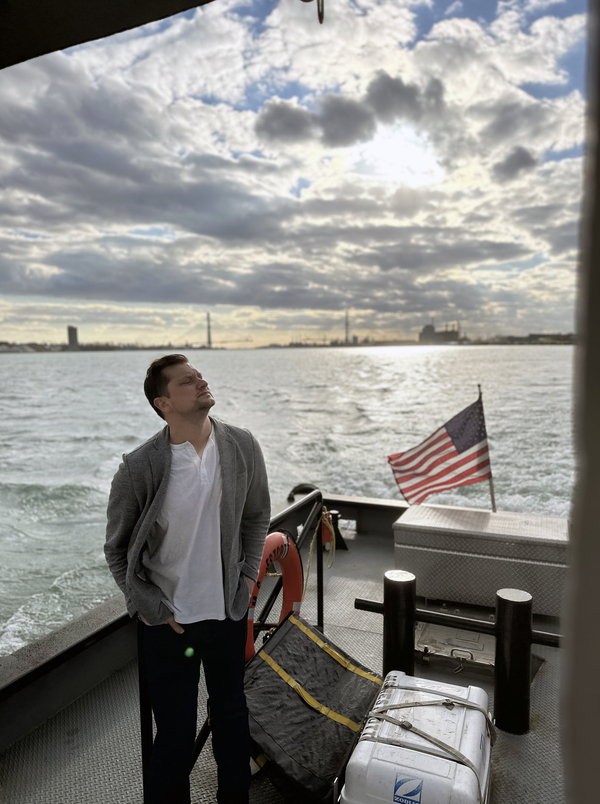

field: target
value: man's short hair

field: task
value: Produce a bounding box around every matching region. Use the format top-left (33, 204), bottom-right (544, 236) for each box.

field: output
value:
top-left (144, 354), bottom-right (188, 420)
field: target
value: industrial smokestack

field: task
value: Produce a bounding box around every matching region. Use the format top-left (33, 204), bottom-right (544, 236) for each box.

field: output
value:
top-left (207, 312), bottom-right (212, 349)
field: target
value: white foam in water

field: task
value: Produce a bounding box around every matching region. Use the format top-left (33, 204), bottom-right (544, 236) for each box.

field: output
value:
top-left (0, 559), bottom-right (117, 656)
top-left (0, 592), bottom-right (76, 655)
top-left (0, 346), bottom-right (575, 654)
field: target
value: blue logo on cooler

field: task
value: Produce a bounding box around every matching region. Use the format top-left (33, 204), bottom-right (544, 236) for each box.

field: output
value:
top-left (394, 775), bottom-right (423, 804)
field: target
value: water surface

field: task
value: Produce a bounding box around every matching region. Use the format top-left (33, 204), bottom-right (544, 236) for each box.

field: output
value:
top-left (0, 345), bottom-right (575, 654)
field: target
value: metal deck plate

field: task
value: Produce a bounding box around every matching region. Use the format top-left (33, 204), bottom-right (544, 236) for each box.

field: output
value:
top-left (415, 621), bottom-right (496, 667)
top-left (0, 528), bottom-right (564, 804)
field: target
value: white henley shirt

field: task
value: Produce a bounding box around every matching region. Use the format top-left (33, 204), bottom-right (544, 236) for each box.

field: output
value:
top-left (142, 428), bottom-right (226, 623)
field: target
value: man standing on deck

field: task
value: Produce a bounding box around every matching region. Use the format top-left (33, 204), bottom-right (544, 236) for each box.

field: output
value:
top-left (104, 353), bottom-right (270, 804)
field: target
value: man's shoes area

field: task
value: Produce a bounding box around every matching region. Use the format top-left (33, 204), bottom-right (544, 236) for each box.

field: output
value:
top-left (215, 793), bottom-right (249, 804)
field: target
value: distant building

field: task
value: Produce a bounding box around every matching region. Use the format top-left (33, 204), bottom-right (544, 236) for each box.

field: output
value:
top-left (67, 326), bottom-right (79, 350)
top-left (489, 333), bottom-right (575, 345)
top-left (527, 333), bottom-right (574, 344)
top-left (419, 323), bottom-right (460, 344)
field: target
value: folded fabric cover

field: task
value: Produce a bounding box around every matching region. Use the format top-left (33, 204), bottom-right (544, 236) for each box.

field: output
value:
top-left (245, 614), bottom-right (382, 802)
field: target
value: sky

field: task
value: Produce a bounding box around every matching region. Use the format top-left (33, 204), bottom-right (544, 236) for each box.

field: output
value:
top-left (0, 0), bottom-right (588, 347)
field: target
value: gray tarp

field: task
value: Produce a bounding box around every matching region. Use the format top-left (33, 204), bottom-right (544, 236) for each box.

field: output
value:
top-left (245, 614), bottom-right (382, 802)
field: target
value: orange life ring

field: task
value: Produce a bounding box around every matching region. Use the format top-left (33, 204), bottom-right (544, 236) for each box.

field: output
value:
top-left (245, 531), bottom-right (303, 662)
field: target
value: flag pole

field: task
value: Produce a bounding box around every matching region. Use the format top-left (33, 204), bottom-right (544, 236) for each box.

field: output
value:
top-left (488, 477), bottom-right (497, 513)
top-left (478, 384), bottom-right (497, 513)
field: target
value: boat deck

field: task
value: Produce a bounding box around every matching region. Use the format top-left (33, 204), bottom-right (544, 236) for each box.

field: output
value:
top-left (0, 527), bottom-right (563, 804)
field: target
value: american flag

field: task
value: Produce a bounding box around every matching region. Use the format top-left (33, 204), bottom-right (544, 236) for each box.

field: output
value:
top-left (387, 397), bottom-right (492, 505)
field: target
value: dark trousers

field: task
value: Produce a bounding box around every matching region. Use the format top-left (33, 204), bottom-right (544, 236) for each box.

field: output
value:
top-left (141, 616), bottom-right (251, 804)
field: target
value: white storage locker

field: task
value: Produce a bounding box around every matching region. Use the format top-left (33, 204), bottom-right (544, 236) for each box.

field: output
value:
top-left (393, 503), bottom-right (568, 617)
top-left (340, 671), bottom-right (494, 804)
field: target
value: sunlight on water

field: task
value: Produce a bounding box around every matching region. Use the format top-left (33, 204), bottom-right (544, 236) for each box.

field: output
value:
top-left (0, 346), bottom-right (575, 654)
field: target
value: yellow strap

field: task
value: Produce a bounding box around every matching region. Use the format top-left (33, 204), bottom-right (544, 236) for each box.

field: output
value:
top-left (258, 650), bottom-right (361, 733)
top-left (289, 615), bottom-right (383, 687)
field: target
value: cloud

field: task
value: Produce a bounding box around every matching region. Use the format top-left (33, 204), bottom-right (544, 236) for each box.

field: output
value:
top-left (318, 95), bottom-right (377, 147)
top-left (365, 72), bottom-right (424, 123)
top-left (255, 71), bottom-right (451, 152)
top-left (0, 0), bottom-right (586, 343)
top-left (445, 2), bottom-right (464, 17)
top-left (477, 102), bottom-right (550, 147)
top-left (492, 146), bottom-right (538, 181)
top-left (512, 203), bottom-right (562, 226)
top-left (523, 0), bottom-right (567, 12)
top-left (0, 212), bottom-right (540, 318)
top-left (543, 219), bottom-right (579, 257)
top-left (352, 233), bottom-right (532, 274)
top-left (253, 0), bottom-right (420, 94)
top-left (417, 9), bottom-right (585, 93)
top-left (254, 100), bottom-right (318, 143)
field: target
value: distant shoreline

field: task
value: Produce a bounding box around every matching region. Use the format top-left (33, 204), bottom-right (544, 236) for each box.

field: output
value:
top-left (0, 338), bottom-right (576, 353)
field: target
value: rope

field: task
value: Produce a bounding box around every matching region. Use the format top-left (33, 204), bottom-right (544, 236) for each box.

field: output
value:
top-left (301, 507), bottom-right (336, 600)
top-left (378, 685), bottom-right (496, 745)
top-left (323, 511), bottom-right (336, 569)
top-left (301, 515), bottom-right (320, 601)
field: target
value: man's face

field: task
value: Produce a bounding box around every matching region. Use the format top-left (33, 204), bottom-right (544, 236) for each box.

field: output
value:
top-left (156, 362), bottom-right (215, 418)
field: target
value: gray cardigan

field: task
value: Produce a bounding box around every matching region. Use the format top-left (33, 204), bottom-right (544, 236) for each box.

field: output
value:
top-left (104, 418), bottom-right (271, 625)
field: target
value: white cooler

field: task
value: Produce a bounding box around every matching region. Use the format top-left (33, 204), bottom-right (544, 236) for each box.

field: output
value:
top-left (340, 672), bottom-right (494, 804)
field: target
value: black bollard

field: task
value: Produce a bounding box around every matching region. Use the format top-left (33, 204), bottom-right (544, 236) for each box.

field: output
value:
top-left (383, 570), bottom-right (416, 676)
top-left (494, 588), bottom-right (532, 734)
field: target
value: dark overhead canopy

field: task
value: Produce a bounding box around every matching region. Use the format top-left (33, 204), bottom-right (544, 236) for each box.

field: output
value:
top-left (0, 0), bottom-right (217, 71)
